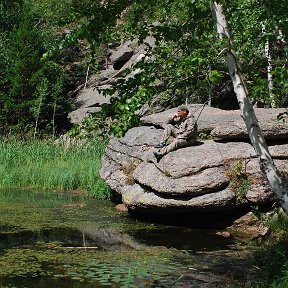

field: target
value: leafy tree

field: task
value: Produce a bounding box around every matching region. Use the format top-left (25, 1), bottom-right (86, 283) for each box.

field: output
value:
top-left (4, 6), bottom-right (44, 127)
top-left (77, 0), bottom-right (228, 136)
top-left (0, 1), bottom-right (70, 135)
top-left (212, 0), bottom-right (288, 213)
top-left (95, 0), bottom-right (287, 136)
top-left (0, 0), bottom-right (23, 31)
top-left (1, 0), bottom-right (287, 137)
top-left (30, 61), bottom-right (68, 136)
top-left (224, 0), bottom-right (288, 106)
top-left (0, 0), bottom-right (23, 128)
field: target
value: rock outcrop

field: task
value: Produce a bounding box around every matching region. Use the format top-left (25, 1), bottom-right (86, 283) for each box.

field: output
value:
top-left (69, 37), bottom-right (155, 124)
top-left (100, 105), bottom-right (288, 214)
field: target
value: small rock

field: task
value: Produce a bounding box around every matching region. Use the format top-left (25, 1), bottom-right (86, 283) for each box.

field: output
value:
top-left (227, 212), bottom-right (269, 242)
top-left (216, 231), bottom-right (231, 238)
top-left (115, 203), bottom-right (128, 212)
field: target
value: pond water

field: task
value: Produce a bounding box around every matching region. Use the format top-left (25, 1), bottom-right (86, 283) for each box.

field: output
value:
top-left (0, 190), bottom-right (254, 288)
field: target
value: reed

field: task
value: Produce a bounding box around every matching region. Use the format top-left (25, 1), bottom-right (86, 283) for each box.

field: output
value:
top-left (0, 138), bottom-right (111, 199)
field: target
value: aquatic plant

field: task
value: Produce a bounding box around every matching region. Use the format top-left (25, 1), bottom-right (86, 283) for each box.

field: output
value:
top-left (253, 210), bottom-right (288, 288)
top-left (0, 189), bottom-right (256, 287)
top-left (0, 138), bottom-right (111, 199)
top-left (0, 190), bottom-right (189, 287)
top-left (56, 253), bottom-right (186, 287)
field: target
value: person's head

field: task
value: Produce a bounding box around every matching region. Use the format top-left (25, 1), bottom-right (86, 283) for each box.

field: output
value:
top-left (176, 105), bottom-right (189, 118)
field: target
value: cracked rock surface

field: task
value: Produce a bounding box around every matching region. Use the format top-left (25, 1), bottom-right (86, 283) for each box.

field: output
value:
top-left (100, 105), bottom-right (288, 214)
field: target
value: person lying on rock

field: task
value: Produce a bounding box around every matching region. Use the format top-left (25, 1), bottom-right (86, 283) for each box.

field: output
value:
top-left (153, 105), bottom-right (198, 162)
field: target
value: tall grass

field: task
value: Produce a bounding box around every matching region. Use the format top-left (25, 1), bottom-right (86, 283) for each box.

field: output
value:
top-left (0, 138), bottom-right (111, 199)
top-left (255, 211), bottom-right (288, 288)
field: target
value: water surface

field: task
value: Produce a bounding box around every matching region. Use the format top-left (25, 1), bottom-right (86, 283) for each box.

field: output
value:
top-left (0, 190), bottom-right (250, 288)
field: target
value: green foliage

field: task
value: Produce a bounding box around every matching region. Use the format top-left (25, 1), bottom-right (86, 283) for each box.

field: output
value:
top-left (75, 0), bottom-right (288, 136)
top-left (254, 212), bottom-right (288, 287)
top-left (29, 0), bottom-right (74, 25)
top-left (67, 110), bottom-right (111, 139)
top-left (197, 132), bottom-right (213, 140)
top-left (273, 67), bottom-right (288, 106)
top-left (0, 138), bottom-right (111, 199)
top-left (2, 9), bottom-right (43, 129)
top-left (225, 0), bottom-right (288, 107)
top-left (1, 0), bottom-right (288, 137)
top-left (92, 0), bottom-right (226, 136)
top-left (0, 1), bottom-right (71, 135)
top-left (0, 0), bottom-right (23, 32)
top-left (265, 209), bottom-right (288, 238)
top-left (60, 257), bottom-right (186, 287)
top-left (106, 76), bottom-right (155, 136)
top-left (255, 238), bottom-right (288, 288)
top-left (31, 61), bottom-right (68, 135)
top-left (66, 0), bottom-right (134, 53)
top-left (226, 159), bottom-right (251, 203)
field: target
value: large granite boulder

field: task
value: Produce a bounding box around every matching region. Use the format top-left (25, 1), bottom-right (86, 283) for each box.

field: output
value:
top-left (141, 105), bottom-right (288, 140)
top-left (100, 105), bottom-right (288, 214)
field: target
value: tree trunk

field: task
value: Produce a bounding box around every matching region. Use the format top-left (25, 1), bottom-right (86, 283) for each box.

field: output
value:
top-left (211, 1), bottom-right (288, 213)
top-left (262, 24), bottom-right (276, 107)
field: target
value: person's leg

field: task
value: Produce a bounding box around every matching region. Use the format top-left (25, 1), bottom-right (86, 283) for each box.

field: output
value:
top-left (159, 138), bottom-right (187, 156)
top-left (155, 124), bottom-right (178, 148)
top-left (162, 124), bottom-right (178, 143)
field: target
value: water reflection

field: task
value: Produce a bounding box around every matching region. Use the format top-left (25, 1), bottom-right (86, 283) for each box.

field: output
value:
top-left (0, 190), bottom-right (241, 288)
top-left (130, 227), bottom-right (234, 251)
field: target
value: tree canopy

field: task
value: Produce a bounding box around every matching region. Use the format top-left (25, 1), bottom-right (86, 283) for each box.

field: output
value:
top-left (0, 0), bottom-right (287, 136)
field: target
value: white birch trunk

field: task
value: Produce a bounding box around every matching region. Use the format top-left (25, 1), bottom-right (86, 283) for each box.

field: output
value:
top-left (262, 24), bottom-right (276, 107)
top-left (211, 1), bottom-right (288, 213)
top-left (276, 26), bottom-right (286, 45)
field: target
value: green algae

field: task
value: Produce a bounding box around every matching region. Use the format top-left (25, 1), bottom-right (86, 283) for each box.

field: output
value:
top-left (0, 189), bottom-right (250, 288)
top-left (0, 190), bottom-right (194, 287)
top-left (0, 189), bottom-right (117, 233)
top-left (0, 245), bottom-right (186, 286)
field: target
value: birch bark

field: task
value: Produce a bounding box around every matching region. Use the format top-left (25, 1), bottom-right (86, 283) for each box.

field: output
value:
top-left (262, 24), bottom-right (276, 107)
top-left (211, 1), bottom-right (288, 212)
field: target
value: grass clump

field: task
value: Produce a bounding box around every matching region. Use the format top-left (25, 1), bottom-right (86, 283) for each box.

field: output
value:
top-left (226, 159), bottom-right (251, 203)
top-left (255, 210), bottom-right (288, 288)
top-left (0, 138), bottom-right (111, 199)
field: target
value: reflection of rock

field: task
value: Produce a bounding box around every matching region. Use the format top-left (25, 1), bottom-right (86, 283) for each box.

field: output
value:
top-left (80, 225), bottom-right (144, 251)
top-left (227, 212), bottom-right (269, 242)
top-left (100, 105), bottom-right (288, 216)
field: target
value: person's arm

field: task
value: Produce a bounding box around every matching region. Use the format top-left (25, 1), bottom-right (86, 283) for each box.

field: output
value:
top-left (167, 113), bottom-right (180, 124)
top-left (177, 117), bottom-right (197, 139)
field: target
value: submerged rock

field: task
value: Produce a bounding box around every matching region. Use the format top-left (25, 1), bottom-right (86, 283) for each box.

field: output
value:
top-left (100, 106), bottom-right (288, 215)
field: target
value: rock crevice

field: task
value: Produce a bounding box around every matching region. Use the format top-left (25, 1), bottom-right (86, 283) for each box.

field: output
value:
top-left (100, 105), bottom-right (288, 214)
